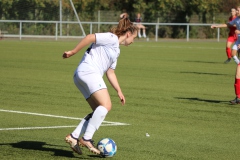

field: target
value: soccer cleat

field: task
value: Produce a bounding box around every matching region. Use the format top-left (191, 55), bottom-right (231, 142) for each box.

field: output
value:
top-left (229, 97), bottom-right (240, 104)
top-left (65, 134), bottom-right (82, 155)
top-left (79, 137), bottom-right (101, 155)
top-left (224, 58), bottom-right (231, 64)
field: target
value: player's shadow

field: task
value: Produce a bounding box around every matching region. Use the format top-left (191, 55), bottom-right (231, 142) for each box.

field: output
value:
top-left (175, 97), bottom-right (226, 104)
top-left (0, 141), bottom-right (100, 159)
top-left (180, 71), bottom-right (229, 76)
top-left (0, 141), bottom-right (74, 158)
top-left (185, 60), bottom-right (222, 64)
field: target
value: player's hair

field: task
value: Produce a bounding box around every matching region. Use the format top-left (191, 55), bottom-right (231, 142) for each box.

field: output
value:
top-left (230, 7), bottom-right (237, 17)
top-left (110, 17), bottom-right (138, 37)
top-left (230, 7), bottom-right (236, 10)
top-left (120, 13), bottom-right (129, 19)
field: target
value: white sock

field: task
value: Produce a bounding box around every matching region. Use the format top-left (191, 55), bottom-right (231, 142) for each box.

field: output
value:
top-left (83, 106), bottom-right (108, 140)
top-left (138, 32), bottom-right (141, 37)
top-left (233, 55), bottom-right (239, 64)
top-left (143, 32), bottom-right (146, 37)
top-left (71, 113), bottom-right (92, 139)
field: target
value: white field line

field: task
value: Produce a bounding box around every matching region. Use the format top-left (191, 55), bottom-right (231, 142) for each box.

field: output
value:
top-left (0, 123), bottom-right (128, 131)
top-left (0, 126), bottom-right (76, 131)
top-left (0, 109), bottom-right (130, 131)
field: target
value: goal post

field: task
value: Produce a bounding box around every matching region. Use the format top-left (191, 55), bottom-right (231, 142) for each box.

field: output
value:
top-left (60, 0), bottom-right (86, 37)
top-left (69, 0), bottom-right (86, 37)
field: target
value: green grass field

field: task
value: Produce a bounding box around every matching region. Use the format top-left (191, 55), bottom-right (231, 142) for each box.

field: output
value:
top-left (0, 39), bottom-right (240, 160)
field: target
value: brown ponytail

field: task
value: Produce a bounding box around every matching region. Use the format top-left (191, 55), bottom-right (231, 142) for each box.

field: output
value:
top-left (110, 17), bottom-right (138, 37)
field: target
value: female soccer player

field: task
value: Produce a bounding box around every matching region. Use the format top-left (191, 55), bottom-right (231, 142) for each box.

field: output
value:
top-left (211, 7), bottom-right (237, 63)
top-left (63, 17), bottom-right (138, 154)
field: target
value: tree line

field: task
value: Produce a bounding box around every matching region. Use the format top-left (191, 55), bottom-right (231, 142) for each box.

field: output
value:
top-left (0, 0), bottom-right (239, 38)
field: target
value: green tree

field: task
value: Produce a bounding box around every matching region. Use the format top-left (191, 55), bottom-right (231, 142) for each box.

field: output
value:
top-left (0, 0), bottom-right (14, 19)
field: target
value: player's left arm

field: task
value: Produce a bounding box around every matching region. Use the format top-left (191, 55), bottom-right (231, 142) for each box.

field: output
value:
top-left (106, 68), bottom-right (125, 105)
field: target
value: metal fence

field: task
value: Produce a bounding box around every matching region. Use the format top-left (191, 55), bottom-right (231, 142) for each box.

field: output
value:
top-left (0, 20), bottom-right (222, 41)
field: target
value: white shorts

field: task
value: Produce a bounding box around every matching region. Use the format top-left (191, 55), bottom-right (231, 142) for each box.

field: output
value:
top-left (232, 41), bottom-right (240, 51)
top-left (73, 70), bottom-right (107, 99)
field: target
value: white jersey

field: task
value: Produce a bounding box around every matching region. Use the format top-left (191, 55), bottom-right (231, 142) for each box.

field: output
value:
top-left (76, 32), bottom-right (120, 76)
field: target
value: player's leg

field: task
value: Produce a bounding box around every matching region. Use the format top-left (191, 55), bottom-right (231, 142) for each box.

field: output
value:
top-left (72, 98), bottom-right (100, 139)
top-left (86, 89), bottom-right (111, 138)
top-left (65, 72), bottom-right (92, 155)
top-left (231, 43), bottom-right (239, 64)
top-left (70, 97), bottom-right (101, 154)
top-left (138, 24), bottom-right (146, 38)
top-left (73, 72), bottom-right (110, 154)
top-left (137, 24), bottom-right (142, 38)
top-left (140, 25), bottom-right (146, 38)
top-left (230, 64), bottom-right (240, 104)
top-left (225, 37), bottom-right (233, 63)
top-left (71, 112), bottom-right (92, 138)
top-left (70, 72), bottom-right (94, 138)
top-left (79, 89), bottom-right (110, 154)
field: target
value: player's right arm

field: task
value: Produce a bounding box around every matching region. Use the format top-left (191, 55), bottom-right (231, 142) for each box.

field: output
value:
top-left (63, 34), bottom-right (96, 58)
top-left (211, 23), bottom-right (237, 29)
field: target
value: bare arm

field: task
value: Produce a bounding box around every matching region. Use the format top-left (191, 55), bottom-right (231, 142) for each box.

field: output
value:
top-left (211, 24), bottom-right (228, 29)
top-left (235, 30), bottom-right (240, 34)
top-left (211, 23), bottom-right (236, 29)
top-left (62, 34), bottom-right (96, 58)
top-left (106, 68), bottom-right (125, 105)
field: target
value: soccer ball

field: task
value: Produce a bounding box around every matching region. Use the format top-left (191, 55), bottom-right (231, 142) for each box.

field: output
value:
top-left (97, 138), bottom-right (117, 157)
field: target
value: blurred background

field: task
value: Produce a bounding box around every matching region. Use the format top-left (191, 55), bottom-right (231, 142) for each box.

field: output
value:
top-left (0, 0), bottom-right (239, 40)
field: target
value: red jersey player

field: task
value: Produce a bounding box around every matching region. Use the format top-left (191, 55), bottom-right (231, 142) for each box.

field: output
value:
top-left (225, 8), bottom-right (237, 63)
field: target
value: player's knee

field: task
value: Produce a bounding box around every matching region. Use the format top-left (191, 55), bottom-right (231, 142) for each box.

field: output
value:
top-left (102, 102), bottom-right (112, 111)
top-left (231, 50), bottom-right (237, 56)
top-left (105, 104), bottom-right (112, 111)
top-left (108, 102), bottom-right (112, 111)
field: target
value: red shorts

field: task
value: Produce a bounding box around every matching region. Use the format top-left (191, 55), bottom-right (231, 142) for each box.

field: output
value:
top-left (227, 36), bottom-right (237, 42)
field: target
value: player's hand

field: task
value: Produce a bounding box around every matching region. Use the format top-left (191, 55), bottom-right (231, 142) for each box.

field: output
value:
top-left (118, 91), bottom-right (125, 105)
top-left (211, 25), bottom-right (216, 29)
top-left (62, 51), bottom-right (73, 59)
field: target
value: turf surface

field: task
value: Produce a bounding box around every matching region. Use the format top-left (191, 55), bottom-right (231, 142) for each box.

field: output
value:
top-left (0, 39), bottom-right (240, 159)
